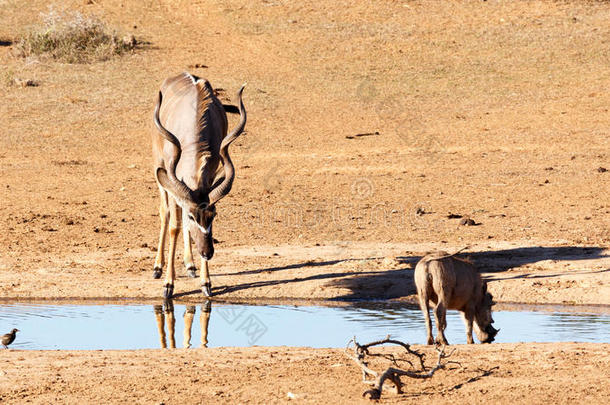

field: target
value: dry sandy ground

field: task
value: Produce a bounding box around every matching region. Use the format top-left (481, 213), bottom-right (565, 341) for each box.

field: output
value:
top-left (1, 344), bottom-right (609, 404)
top-left (0, 0), bottom-right (609, 403)
top-left (0, 0), bottom-right (608, 305)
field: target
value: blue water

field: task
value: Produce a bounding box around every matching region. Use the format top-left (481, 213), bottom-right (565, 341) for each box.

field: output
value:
top-left (0, 302), bottom-right (608, 350)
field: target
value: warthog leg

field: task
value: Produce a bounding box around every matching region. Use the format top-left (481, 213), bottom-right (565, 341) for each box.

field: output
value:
top-left (433, 301), bottom-right (449, 346)
top-left (460, 310), bottom-right (475, 344)
top-left (417, 292), bottom-right (434, 345)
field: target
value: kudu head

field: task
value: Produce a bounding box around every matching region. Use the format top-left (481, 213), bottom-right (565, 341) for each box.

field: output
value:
top-left (474, 281), bottom-right (499, 343)
top-left (154, 85), bottom-right (246, 260)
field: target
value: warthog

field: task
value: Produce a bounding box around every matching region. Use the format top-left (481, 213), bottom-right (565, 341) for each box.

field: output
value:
top-left (414, 252), bottom-right (499, 345)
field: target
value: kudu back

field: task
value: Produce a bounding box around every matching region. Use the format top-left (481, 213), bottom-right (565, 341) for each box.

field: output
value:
top-left (151, 72), bottom-right (246, 298)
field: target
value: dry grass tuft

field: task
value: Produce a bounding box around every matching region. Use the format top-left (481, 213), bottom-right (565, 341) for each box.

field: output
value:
top-left (15, 7), bottom-right (136, 63)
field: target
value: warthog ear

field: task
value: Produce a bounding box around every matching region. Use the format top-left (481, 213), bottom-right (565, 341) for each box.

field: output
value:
top-left (482, 281), bottom-right (488, 293)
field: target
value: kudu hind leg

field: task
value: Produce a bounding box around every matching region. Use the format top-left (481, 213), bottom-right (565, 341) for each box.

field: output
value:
top-left (153, 186), bottom-right (169, 279)
top-left (181, 210), bottom-right (197, 278)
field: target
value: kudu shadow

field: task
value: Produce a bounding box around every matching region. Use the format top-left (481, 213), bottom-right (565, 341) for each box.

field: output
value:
top-left (174, 246), bottom-right (608, 301)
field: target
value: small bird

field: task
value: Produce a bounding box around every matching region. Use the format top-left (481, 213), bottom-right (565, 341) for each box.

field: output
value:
top-left (2, 329), bottom-right (19, 349)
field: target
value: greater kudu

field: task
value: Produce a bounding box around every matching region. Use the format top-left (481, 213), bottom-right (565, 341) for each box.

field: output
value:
top-left (152, 72), bottom-right (246, 298)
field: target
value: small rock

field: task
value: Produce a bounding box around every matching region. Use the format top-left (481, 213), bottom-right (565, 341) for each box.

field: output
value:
top-left (122, 34), bottom-right (137, 47)
top-left (381, 257), bottom-right (400, 268)
top-left (13, 78), bottom-right (38, 87)
top-left (459, 217), bottom-right (477, 226)
top-left (597, 167), bottom-right (607, 173)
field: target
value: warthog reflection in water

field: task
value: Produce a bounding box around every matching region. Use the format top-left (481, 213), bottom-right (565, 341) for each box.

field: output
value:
top-left (415, 252), bottom-right (499, 345)
top-left (154, 300), bottom-right (211, 348)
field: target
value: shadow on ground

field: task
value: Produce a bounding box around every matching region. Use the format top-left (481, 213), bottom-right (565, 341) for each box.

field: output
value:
top-left (175, 246), bottom-right (608, 300)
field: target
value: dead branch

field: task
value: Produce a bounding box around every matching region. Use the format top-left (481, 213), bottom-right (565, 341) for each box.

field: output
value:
top-left (363, 346), bottom-right (452, 399)
top-left (347, 335), bottom-right (426, 371)
top-left (346, 337), bottom-right (463, 400)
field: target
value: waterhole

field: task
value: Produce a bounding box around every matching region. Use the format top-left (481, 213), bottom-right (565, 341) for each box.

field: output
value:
top-left (1, 302), bottom-right (608, 350)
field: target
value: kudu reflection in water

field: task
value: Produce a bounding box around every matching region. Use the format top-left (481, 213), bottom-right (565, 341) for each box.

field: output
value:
top-left (153, 300), bottom-right (211, 348)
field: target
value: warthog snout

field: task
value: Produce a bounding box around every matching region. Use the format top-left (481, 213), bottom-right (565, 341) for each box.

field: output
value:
top-left (481, 324), bottom-right (500, 344)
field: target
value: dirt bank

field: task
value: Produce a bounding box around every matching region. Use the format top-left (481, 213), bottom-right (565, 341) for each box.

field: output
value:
top-left (1, 344), bottom-right (608, 404)
top-left (1, 0), bottom-right (608, 305)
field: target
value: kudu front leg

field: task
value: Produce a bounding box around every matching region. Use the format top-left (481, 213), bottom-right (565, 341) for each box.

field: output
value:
top-left (181, 210), bottom-right (197, 278)
top-left (200, 256), bottom-right (212, 297)
top-left (163, 202), bottom-right (180, 298)
top-left (153, 187), bottom-right (169, 279)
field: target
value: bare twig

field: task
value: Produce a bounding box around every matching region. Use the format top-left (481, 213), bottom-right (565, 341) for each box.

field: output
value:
top-left (362, 346), bottom-right (452, 399)
top-left (346, 337), bottom-right (475, 400)
top-left (350, 335), bottom-right (426, 370)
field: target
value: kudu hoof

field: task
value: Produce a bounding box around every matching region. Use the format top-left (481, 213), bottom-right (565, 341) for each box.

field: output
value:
top-left (201, 282), bottom-right (212, 297)
top-left (186, 267), bottom-right (197, 278)
top-left (153, 267), bottom-right (162, 279)
top-left (163, 284), bottom-right (174, 299)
